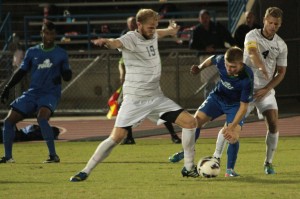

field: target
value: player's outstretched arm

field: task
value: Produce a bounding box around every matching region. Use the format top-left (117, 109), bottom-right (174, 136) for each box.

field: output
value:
top-left (91, 38), bottom-right (123, 49)
top-left (157, 20), bottom-right (180, 39)
top-left (190, 55), bottom-right (214, 75)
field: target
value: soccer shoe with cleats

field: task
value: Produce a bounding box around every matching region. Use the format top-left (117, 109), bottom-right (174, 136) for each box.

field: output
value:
top-left (121, 137), bottom-right (136, 145)
top-left (0, 156), bottom-right (15, 163)
top-left (70, 172), bottom-right (88, 182)
top-left (169, 151), bottom-right (184, 163)
top-left (181, 165), bottom-right (199, 178)
top-left (225, 169), bottom-right (240, 177)
top-left (264, 162), bottom-right (276, 174)
top-left (171, 134), bottom-right (182, 144)
top-left (43, 155), bottom-right (60, 163)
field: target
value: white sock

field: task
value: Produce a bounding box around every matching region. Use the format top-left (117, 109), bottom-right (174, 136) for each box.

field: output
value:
top-left (82, 137), bottom-right (117, 174)
top-left (265, 131), bottom-right (279, 164)
top-left (213, 128), bottom-right (228, 159)
top-left (182, 128), bottom-right (196, 171)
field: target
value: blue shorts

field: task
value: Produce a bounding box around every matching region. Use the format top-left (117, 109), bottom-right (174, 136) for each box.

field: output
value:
top-left (198, 93), bottom-right (245, 126)
top-left (10, 93), bottom-right (59, 117)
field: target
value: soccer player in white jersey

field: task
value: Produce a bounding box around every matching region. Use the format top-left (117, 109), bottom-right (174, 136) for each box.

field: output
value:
top-left (70, 9), bottom-right (237, 182)
top-left (213, 7), bottom-right (288, 175)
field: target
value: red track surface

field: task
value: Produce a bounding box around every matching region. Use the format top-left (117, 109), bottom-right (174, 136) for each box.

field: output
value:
top-left (17, 115), bottom-right (300, 142)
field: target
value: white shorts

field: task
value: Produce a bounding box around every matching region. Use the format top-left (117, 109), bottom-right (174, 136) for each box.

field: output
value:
top-left (246, 89), bottom-right (278, 119)
top-left (115, 95), bottom-right (182, 128)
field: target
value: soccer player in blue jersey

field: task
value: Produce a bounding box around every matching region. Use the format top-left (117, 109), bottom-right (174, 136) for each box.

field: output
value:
top-left (0, 21), bottom-right (72, 163)
top-left (169, 46), bottom-right (254, 177)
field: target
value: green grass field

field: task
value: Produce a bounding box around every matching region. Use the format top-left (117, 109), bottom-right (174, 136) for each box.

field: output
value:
top-left (0, 137), bottom-right (300, 199)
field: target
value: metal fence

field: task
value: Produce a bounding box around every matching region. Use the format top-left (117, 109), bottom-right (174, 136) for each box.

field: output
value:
top-left (0, 49), bottom-right (208, 116)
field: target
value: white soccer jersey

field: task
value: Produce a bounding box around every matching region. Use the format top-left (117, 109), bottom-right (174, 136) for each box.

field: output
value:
top-left (244, 29), bottom-right (288, 90)
top-left (118, 31), bottom-right (163, 99)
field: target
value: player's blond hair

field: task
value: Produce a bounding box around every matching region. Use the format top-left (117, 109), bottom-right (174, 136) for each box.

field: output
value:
top-left (136, 9), bottom-right (159, 24)
top-left (265, 7), bottom-right (283, 19)
top-left (225, 46), bottom-right (243, 63)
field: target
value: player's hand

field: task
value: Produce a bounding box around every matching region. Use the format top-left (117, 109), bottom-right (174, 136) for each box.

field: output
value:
top-left (222, 126), bottom-right (239, 144)
top-left (0, 86), bottom-right (9, 104)
top-left (168, 20), bottom-right (180, 35)
top-left (254, 88), bottom-right (269, 101)
top-left (91, 38), bottom-right (107, 48)
top-left (190, 65), bottom-right (201, 75)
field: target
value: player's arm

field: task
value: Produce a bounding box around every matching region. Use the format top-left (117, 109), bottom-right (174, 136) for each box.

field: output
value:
top-left (223, 102), bottom-right (248, 143)
top-left (245, 41), bottom-right (269, 79)
top-left (0, 68), bottom-right (27, 103)
top-left (118, 58), bottom-right (126, 85)
top-left (91, 38), bottom-right (123, 49)
top-left (190, 55), bottom-right (214, 75)
top-left (255, 66), bottom-right (286, 100)
top-left (157, 20), bottom-right (180, 39)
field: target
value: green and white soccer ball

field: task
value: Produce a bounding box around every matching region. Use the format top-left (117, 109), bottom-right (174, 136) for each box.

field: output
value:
top-left (197, 156), bottom-right (221, 178)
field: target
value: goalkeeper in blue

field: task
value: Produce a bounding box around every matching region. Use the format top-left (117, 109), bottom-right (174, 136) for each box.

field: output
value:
top-left (0, 21), bottom-right (72, 163)
top-left (169, 46), bottom-right (254, 177)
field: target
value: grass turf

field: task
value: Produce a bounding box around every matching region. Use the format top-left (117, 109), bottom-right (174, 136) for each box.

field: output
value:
top-left (0, 137), bottom-right (299, 199)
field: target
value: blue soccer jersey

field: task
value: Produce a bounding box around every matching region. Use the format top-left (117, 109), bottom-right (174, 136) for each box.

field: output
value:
top-left (212, 55), bottom-right (254, 104)
top-left (20, 44), bottom-right (70, 98)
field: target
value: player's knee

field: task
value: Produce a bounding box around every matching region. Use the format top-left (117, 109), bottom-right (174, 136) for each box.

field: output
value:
top-left (183, 117), bottom-right (197, 129)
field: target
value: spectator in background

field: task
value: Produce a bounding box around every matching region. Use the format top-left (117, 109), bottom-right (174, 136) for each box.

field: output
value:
top-left (189, 9), bottom-right (236, 98)
top-left (118, 16), bottom-right (181, 145)
top-left (234, 11), bottom-right (261, 48)
top-left (158, 3), bottom-right (179, 19)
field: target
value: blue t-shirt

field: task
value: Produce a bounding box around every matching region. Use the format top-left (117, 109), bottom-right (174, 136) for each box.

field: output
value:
top-left (20, 44), bottom-right (70, 98)
top-left (211, 55), bottom-right (253, 104)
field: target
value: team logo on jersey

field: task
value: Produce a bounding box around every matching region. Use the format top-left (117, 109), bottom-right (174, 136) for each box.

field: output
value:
top-left (220, 79), bottom-right (234, 90)
top-left (38, 59), bottom-right (53, 69)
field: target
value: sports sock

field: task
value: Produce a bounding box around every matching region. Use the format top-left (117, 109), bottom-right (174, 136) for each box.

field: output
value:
top-left (3, 120), bottom-right (15, 159)
top-left (38, 118), bottom-right (56, 156)
top-left (227, 141), bottom-right (239, 169)
top-left (213, 128), bottom-right (227, 159)
top-left (126, 127), bottom-right (133, 139)
top-left (195, 128), bottom-right (201, 141)
top-left (265, 131), bottom-right (279, 164)
top-left (82, 137), bottom-right (117, 174)
top-left (164, 122), bottom-right (175, 135)
top-left (182, 128), bottom-right (196, 170)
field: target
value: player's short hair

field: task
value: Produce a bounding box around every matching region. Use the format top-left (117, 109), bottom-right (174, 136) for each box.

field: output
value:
top-left (42, 21), bottom-right (56, 31)
top-left (136, 9), bottom-right (158, 24)
top-left (225, 46), bottom-right (243, 63)
top-left (265, 7), bottom-right (283, 19)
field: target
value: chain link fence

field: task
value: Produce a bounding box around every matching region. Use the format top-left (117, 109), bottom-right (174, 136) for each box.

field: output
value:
top-left (0, 49), bottom-right (208, 116)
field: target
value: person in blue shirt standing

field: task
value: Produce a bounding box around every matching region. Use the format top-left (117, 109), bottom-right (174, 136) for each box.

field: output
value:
top-left (0, 21), bottom-right (72, 163)
top-left (169, 46), bottom-right (254, 177)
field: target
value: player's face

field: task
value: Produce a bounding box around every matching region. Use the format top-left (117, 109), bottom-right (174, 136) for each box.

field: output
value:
top-left (224, 60), bottom-right (243, 76)
top-left (41, 28), bottom-right (56, 48)
top-left (138, 19), bottom-right (158, 39)
top-left (263, 16), bottom-right (282, 38)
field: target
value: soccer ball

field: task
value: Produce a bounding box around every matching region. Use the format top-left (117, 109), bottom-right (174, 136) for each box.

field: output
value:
top-left (197, 156), bottom-right (221, 178)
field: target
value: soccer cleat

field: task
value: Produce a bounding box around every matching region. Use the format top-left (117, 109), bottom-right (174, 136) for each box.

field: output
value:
top-left (0, 156), bottom-right (15, 163)
top-left (43, 155), bottom-right (60, 163)
top-left (121, 137), bottom-right (136, 145)
top-left (169, 151), bottom-right (184, 163)
top-left (181, 165), bottom-right (199, 178)
top-left (264, 162), bottom-right (276, 174)
top-left (171, 134), bottom-right (182, 144)
top-left (70, 172), bottom-right (88, 182)
top-left (225, 169), bottom-right (240, 177)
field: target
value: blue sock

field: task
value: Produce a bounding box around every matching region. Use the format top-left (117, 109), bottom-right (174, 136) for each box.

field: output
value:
top-left (38, 118), bottom-right (56, 156)
top-left (195, 128), bottom-right (201, 141)
top-left (227, 141), bottom-right (240, 169)
top-left (3, 120), bottom-right (15, 159)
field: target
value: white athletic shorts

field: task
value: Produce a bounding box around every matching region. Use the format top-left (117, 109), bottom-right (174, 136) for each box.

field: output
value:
top-left (246, 89), bottom-right (278, 119)
top-left (115, 95), bottom-right (182, 128)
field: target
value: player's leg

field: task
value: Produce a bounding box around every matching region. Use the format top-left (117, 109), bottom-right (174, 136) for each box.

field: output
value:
top-left (164, 122), bottom-right (181, 144)
top-left (0, 109), bottom-right (23, 163)
top-left (262, 109), bottom-right (278, 174)
top-left (70, 127), bottom-right (126, 182)
top-left (121, 126), bottom-right (135, 145)
top-left (255, 90), bottom-right (278, 174)
top-left (37, 95), bottom-right (60, 163)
